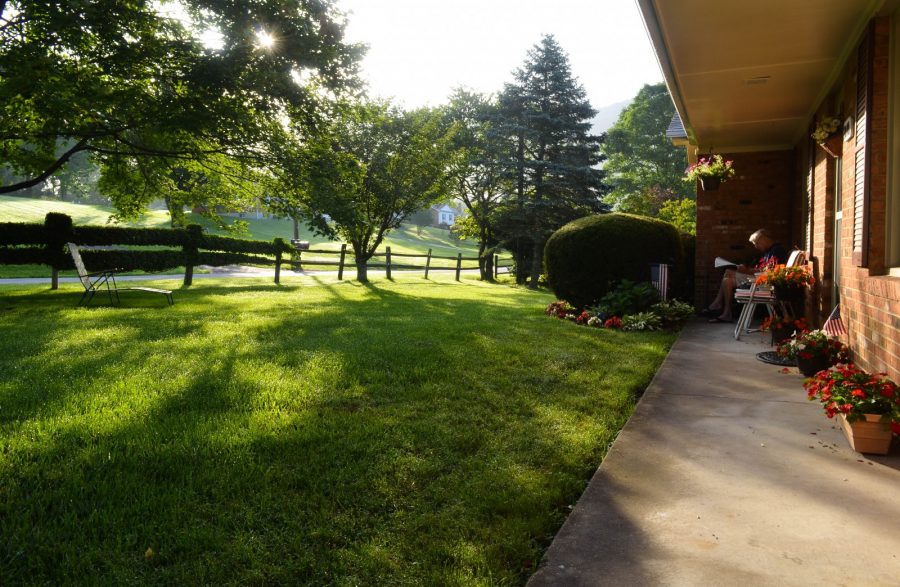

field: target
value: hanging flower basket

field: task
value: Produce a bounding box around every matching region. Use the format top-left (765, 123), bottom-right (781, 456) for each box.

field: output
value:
top-left (683, 154), bottom-right (735, 190)
top-left (818, 135), bottom-right (842, 158)
top-left (812, 116), bottom-right (842, 158)
top-left (699, 177), bottom-right (720, 191)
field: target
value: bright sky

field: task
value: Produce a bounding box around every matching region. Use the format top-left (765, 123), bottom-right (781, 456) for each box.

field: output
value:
top-left (337, 0), bottom-right (663, 110)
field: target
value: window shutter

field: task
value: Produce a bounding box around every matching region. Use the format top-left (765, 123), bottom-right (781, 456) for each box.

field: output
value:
top-left (853, 26), bottom-right (874, 267)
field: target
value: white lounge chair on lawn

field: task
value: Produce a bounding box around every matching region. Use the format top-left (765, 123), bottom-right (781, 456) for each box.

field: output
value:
top-left (67, 243), bottom-right (173, 306)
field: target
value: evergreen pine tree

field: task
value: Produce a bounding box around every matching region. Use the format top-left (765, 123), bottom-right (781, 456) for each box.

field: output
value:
top-left (496, 35), bottom-right (607, 287)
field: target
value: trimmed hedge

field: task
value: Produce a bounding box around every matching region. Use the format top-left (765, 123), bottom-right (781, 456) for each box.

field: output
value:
top-left (544, 213), bottom-right (684, 308)
top-left (0, 223), bottom-right (45, 246)
top-left (0, 213), bottom-right (288, 278)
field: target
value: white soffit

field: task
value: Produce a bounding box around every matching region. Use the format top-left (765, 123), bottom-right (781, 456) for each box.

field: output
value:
top-left (647, 0), bottom-right (883, 151)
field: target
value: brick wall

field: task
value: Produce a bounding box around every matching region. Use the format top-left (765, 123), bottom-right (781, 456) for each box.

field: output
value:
top-left (805, 17), bottom-right (900, 380)
top-left (694, 150), bottom-right (795, 308)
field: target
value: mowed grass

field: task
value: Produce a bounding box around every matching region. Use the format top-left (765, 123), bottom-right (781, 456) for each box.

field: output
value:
top-left (0, 275), bottom-right (674, 585)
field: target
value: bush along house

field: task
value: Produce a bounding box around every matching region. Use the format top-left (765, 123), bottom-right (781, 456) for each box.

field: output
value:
top-left (636, 0), bottom-right (900, 380)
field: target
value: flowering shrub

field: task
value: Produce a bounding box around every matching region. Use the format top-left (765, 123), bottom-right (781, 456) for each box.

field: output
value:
top-left (811, 116), bottom-right (841, 143)
top-left (683, 154), bottom-right (736, 183)
top-left (778, 329), bottom-right (849, 364)
top-left (575, 310), bottom-right (591, 325)
top-left (803, 364), bottom-right (900, 433)
top-left (587, 316), bottom-right (602, 328)
top-left (603, 316), bottom-right (623, 329)
top-left (760, 316), bottom-right (808, 332)
top-left (545, 301), bottom-right (572, 319)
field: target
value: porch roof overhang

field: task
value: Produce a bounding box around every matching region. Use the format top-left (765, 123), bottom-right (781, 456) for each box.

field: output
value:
top-left (636, 0), bottom-right (895, 156)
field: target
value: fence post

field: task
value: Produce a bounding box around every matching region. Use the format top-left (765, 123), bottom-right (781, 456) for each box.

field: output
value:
top-left (455, 252), bottom-right (462, 281)
top-left (385, 246), bottom-right (392, 280)
top-left (338, 244), bottom-right (347, 280)
top-left (494, 254), bottom-right (499, 280)
top-left (424, 248), bottom-right (432, 279)
top-left (44, 212), bottom-right (73, 290)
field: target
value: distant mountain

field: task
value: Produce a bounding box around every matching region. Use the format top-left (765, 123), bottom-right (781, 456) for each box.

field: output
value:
top-left (591, 98), bottom-right (631, 135)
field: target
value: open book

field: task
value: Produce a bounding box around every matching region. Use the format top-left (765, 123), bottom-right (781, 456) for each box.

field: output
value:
top-left (714, 256), bottom-right (738, 269)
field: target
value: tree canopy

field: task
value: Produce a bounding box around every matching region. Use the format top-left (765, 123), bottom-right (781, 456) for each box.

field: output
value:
top-left (496, 35), bottom-right (607, 287)
top-left (601, 82), bottom-right (691, 215)
top-left (0, 0), bottom-right (362, 207)
top-left (286, 102), bottom-right (454, 282)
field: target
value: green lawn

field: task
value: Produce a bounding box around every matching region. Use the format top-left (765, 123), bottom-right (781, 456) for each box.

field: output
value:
top-left (0, 275), bottom-right (674, 584)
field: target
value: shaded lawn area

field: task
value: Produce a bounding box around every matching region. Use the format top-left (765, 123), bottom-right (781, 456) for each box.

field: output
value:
top-left (0, 275), bottom-right (675, 584)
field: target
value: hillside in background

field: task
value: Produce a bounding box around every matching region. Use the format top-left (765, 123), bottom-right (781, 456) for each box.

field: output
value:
top-left (591, 98), bottom-right (631, 135)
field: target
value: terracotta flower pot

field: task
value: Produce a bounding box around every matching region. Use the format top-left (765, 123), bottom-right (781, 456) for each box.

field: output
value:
top-left (797, 354), bottom-right (830, 377)
top-left (839, 414), bottom-right (893, 455)
top-left (699, 176), bottom-right (720, 191)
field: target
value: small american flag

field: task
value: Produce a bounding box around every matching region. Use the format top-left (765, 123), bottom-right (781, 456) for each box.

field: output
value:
top-left (823, 304), bottom-right (846, 337)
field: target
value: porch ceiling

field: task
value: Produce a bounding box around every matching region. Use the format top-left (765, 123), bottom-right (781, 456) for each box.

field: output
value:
top-left (639, 0), bottom-right (885, 153)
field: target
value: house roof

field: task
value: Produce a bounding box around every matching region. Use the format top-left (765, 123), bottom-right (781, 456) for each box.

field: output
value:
top-left (636, 0), bottom-right (894, 154)
top-left (665, 112), bottom-right (688, 143)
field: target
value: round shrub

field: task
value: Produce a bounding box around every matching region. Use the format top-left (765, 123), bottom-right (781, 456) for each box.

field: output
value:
top-left (544, 213), bottom-right (684, 308)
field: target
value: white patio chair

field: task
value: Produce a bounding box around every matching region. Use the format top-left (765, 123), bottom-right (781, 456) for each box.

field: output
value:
top-left (733, 250), bottom-right (804, 340)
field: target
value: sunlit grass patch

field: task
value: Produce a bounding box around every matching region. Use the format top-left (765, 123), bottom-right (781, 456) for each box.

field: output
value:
top-left (0, 275), bottom-right (674, 584)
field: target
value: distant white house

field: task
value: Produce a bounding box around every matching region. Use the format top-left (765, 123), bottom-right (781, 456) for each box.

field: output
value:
top-left (431, 204), bottom-right (462, 227)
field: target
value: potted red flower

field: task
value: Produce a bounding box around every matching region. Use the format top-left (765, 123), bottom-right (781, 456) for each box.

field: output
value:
top-left (755, 264), bottom-right (814, 303)
top-left (804, 364), bottom-right (900, 454)
top-left (760, 316), bottom-right (808, 345)
top-left (777, 329), bottom-right (849, 376)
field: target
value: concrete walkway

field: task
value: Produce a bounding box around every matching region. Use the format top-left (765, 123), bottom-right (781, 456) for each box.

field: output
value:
top-left (529, 320), bottom-right (900, 587)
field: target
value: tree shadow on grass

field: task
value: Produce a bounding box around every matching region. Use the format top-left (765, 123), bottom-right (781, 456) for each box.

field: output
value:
top-left (0, 281), bottom-right (670, 584)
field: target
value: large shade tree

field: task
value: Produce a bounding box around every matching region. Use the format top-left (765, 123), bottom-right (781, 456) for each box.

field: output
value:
top-left (496, 35), bottom-right (607, 288)
top-left (0, 0), bottom-right (362, 217)
top-left (284, 102), bottom-right (454, 282)
top-left (443, 89), bottom-right (507, 281)
top-left (601, 82), bottom-right (692, 216)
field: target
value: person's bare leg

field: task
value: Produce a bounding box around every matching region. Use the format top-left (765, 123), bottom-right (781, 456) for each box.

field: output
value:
top-left (718, 275), bottom-right (737, 320)
top-left (707, 269), bottom-right (736, 311)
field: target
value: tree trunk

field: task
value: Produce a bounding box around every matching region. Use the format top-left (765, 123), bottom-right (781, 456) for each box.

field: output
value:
top-left (356, 260), bottom-right (368, 282)
top-left (529, 238), bottom-right (542, 289)
top-left (515, 128), bottom-right (527, 285)
top-left (482, 252), bottom-right (495, 281)
top-left (477, 238), bottom-right (490, 281)
top-left (293, 217), bottom-right (299, 240)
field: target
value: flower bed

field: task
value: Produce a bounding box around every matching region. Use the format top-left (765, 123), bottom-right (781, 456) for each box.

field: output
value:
top-left (545, 299), bottom-right (694, 332)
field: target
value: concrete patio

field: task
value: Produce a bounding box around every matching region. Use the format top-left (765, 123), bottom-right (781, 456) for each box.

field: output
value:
top-left (529, 320), bottom-right (900, 586)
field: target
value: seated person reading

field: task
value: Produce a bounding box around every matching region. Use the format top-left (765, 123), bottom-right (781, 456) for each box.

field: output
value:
top-left (703, 229), bottom-right (788, 323)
